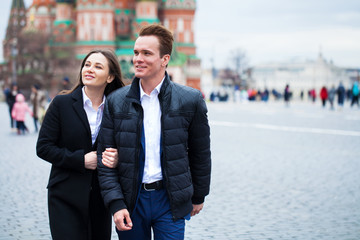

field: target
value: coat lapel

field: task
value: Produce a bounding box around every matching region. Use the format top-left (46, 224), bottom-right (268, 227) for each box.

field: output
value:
top-left (72, 87), bottom-right (92, 141)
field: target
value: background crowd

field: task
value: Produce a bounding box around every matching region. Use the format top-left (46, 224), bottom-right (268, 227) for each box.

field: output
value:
top-left (2, 78), bottom-right (360, 136)
top-left (209, 80), bottom-right (360, 111)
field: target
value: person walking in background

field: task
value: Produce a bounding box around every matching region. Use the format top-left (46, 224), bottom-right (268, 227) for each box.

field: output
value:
top-left (11, 93), bottom-right (33, 135)
top-left (284, 84), bottom-right (291, 106)
top-left (61, 76), bottom-right (71, 91)
top-left (36, 49), bottom-right (124, 240)
top-left (5, 83), bottom-right (19, 130)
top-left (30, 84), bottom-right (46, 132)
top-left (320, 86), bottom-right (328, 108)
top-left (337, 82), bottom-right (346, 110)
top-left (328, 85), bottom-right (336, 110)
top-left (350, 80), bottom-right (359, 107)
top-left (310, 88), bottom-right (317, 103)
top-left (97, 24), bottom-right (211, 240)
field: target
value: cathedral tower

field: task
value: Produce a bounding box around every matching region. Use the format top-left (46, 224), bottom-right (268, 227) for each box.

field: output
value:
top-left (114, 0), bottom-right (135, 39)
top-left (158, 0), bottom-right (200, 90)
top-left (132, 0), bottom-right (159, 39)
top-left (26, 0), bottom-right (56, 34)
top-left (76, 0), bottom-right (116, 55)
top-left (158, 0), bottom-right (196, 56)
top-left (3, 0), bottom-right (27, 83)
top-left (52, 0), bottom-right (76, 44)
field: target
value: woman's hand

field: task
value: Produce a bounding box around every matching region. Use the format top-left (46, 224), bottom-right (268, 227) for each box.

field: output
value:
top-left (84, 151), bottom-right (97, 170)
top-left (102, 148), bottom-right (118, 168)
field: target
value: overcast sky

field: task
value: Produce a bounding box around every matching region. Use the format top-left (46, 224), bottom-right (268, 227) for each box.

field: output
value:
top-left (1, 0), bottom-right (360, 69)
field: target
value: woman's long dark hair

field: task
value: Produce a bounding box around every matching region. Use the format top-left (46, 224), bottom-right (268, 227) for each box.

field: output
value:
top-left (60, 49), bottom-right (125, 96)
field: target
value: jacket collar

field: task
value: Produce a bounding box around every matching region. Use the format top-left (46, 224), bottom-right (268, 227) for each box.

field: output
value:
top-left (127, 71), bottom-right (172, 103)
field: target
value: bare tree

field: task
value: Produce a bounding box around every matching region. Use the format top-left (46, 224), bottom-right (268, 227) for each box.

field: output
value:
top-left (15, 30), bottom-right (76, 92)
top-left (230, 48), bottom-right (249, 76)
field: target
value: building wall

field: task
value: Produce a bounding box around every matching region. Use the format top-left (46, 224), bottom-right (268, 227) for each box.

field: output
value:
top-left (11, 0), bottom-right (202, 90)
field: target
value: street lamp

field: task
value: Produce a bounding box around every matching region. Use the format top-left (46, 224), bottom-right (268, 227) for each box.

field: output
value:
top-left (11, 38), bottom-right (18, 84)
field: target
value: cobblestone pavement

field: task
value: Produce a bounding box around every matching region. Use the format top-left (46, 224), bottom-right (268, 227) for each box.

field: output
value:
top-left (0, 101), bottom-right (360, 239)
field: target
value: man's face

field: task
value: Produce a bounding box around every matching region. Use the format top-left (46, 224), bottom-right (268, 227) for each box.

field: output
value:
top-left (133, 35), bottom-right (169, 81)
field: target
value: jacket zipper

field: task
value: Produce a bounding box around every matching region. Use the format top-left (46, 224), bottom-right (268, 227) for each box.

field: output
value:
top-left (159, 94), bottom-right (176, 221)
top-left (130, 102), bottom-right (143, 213)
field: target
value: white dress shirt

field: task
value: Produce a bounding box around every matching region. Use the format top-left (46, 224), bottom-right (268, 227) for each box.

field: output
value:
top-left (82, 87), bottom-right (106, 145)
top-left (140, 78), bottom-right (164, 183)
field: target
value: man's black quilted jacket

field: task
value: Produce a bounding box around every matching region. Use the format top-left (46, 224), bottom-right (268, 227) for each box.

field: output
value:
top-left (97, 72), bottom-right (211, 220)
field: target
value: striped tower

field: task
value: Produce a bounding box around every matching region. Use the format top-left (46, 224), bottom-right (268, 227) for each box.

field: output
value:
top-left (52, 0), bottom-right (76, 44)
top-left (26, 0), bottom-right (56, 34)
top-left (158, 0), bottom-right (201, 90)
top-left (76, 0), bottom-right (116, 56)
top-left (132, 0), bottom-right (160, 39)
top-left (158, 0), bottom-right (196, 55)
top-left (114, 0), bottom-right (135, 39)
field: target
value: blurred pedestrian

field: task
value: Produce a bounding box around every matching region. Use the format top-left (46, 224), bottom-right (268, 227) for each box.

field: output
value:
top-left (36, 49), bottom-right (124, 240)
top-left (284, 84), bottom-right (291, 106)
top-left (310, 88), bottom-right (317, 103)
top-left (5, 83), bottom-right (19, 130)
top-left (320, 86), bottom-right (328, 108)
top-left (350, 81), bottom-right (359, 107)
top-left (337, 82), bottom-right (346, 110)
top-left (328, 85), bottom-right (336, 110)
top-left (11, 93), bottom-right (33, 135)
top-left (30, 84), bottom-right (46, 132)
top-left (62, 76), bottom-right (71, 91)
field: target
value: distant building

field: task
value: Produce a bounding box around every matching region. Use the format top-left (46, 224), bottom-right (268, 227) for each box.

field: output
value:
top-left (251, 52), bottom-right (360, 99)
top-left (2, 0), bottom-right (202, 90)
top-left (2, 0), bottom-right (27, 85)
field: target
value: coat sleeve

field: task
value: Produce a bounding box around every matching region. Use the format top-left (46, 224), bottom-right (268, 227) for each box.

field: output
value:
top-left (36, 96), bottom-right (85, 172)
top-left (188, 92), bottom-right (211, 204)
top-left (97, 98), bottom-right (127, 214)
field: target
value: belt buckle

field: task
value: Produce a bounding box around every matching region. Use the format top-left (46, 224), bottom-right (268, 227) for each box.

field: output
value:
top-left (143, 183), bottom-right (156, 191)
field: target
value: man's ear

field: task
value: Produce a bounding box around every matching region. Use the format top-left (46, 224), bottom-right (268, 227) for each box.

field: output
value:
top-left (162, 54), bottom-right (170, 67)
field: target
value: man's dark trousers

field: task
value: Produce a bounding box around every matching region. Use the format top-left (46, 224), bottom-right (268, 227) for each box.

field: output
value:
top-left (116, 188), bottom-right (187, 240)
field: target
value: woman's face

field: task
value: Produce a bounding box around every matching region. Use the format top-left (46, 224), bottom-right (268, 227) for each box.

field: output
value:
top-left (81, 53), bottom-right (114, 90)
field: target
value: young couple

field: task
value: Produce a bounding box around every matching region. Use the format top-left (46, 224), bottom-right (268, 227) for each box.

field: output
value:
top-left (37, 24), bottom-right (211, 240)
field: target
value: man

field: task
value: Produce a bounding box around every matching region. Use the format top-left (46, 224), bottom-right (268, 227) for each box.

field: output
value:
top-left (97, 24), bottom-right (211, 239)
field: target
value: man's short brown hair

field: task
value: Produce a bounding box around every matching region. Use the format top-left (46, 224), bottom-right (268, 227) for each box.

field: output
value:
top-left (139, 24), bottom-right (174, 57)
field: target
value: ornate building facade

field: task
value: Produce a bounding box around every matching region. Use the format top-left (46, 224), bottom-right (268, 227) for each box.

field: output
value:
top-left (3, 0), bottom-right (201, 90)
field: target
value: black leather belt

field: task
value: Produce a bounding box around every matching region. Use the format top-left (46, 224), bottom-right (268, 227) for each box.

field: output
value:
top-left (142, 180), bottom-right (163, 191)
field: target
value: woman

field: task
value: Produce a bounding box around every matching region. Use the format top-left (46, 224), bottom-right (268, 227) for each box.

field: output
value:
top-left (36, 49), bottom-right (124, 240)
top-left (30, 84), bottom-right (46, 132)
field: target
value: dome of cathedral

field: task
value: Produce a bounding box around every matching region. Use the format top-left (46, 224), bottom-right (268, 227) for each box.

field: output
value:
top-left (32, 0), bottom-right (56, 5)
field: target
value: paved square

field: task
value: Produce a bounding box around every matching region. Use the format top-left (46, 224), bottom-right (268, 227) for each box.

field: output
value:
top-left (1, 101), bottom-right (359, 239)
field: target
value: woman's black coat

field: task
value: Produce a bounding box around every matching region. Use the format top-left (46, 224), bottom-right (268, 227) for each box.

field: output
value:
top-left (36, 87), bottom-right (111, 240)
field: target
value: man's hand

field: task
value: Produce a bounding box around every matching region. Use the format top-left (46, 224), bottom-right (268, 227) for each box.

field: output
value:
top-left (84, 151), bottom-right (97, 170)
top-left (102, 148), bottom-right (118, 168)
top-left (191, 203), bottom-right (204, 216)
top-left (114, 209), bottom-right (133, 231)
